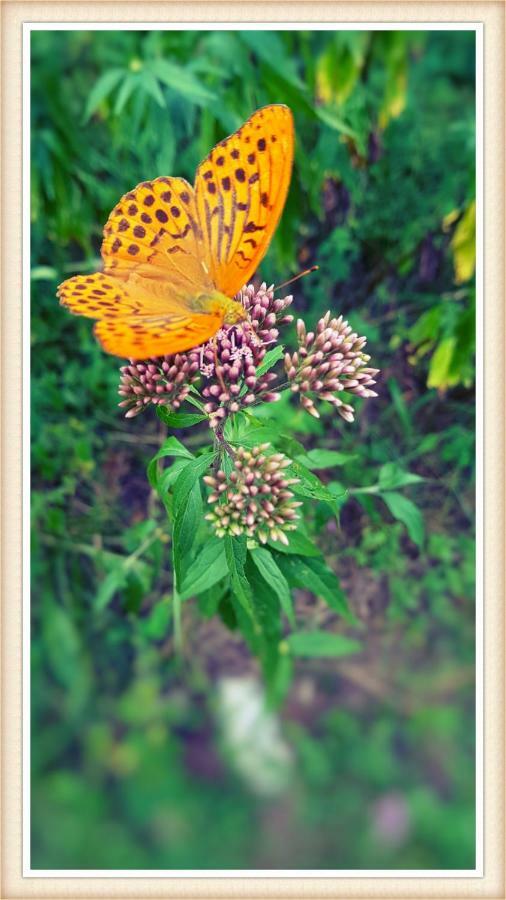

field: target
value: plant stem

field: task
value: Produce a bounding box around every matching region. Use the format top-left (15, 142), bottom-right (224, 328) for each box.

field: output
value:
top-left (213, 419), bottom-right (236, 461)
top-left (172, 545), bottom-right (183, 653)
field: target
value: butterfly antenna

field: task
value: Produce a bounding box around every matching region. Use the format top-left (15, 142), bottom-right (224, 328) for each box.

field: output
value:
top-left (274, 265), bottom-right (319, 291)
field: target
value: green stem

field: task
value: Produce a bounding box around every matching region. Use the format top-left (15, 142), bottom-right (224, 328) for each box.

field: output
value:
top-left (172, 545), bottom-right (183, 653)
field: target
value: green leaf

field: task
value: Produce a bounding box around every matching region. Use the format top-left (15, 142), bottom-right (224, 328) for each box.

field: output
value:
top-left (268, 529), bottom-right (322, 557)
top-left (353, 463), bottom-right (424, 497)
top-left (179, 538), bottom-right (228, 600)
top-left (238, 31), bottom-right (306, 90)
top-left (30, 266), bottom-right (58, 281)
top-left (316, 33), bottom-right (369, 106)
top-left (172, 451), bottom-right (215, 517)
top-left (147, 59), bottom-right (216, 105)
top-left (140, 597), bottom-right (172, 640)
top-left (382, 491), bottom-right (425, 547)
top-left (377, 462), bottom-right (424, 491)
top-left (287, 630), bottom-right (362, 658)
top-left (114, 73), bottom-right (139, 115)
top-left (84, 68), bottom-right (124, 120)
top-left (171, 453), bottom-right (214, 584)
top-left (139, 70), bottom-right (166, 107)
top-left (315, 105), bottom-right (360, 142)
top-left (288, 459), bottom-right (340, 507)
top-left (95, 568), bottom-right (128, 612)
top-left (94, 550), bottom-right (152, 612)
top-left (250, 547), bottom-right (295, 626)
top-left (42, 605), bottom-right (89, 693)
top-left (147, 436), bottom-right (194, 488)
top-left (451, 200), bottom-right (476, 284)
top-left (224, 535), bottom-right (255, 621)
top-left (228, 422), bottom-right (280, 448)
top-left (256, 344), bottom-right (285, 376)
top-left (274, 554), bottom-right (351, 619)
top-left (242, 555), bottom-right (285, 682)
top-left (408, 305), bottom-right (443, 349)
top-left (172, 480), bottom-right (202, 585)
top-left (198, 579), bottom-right (229, 618)
top-left (267, 650), bottom-right (294, 708)
top-left (156, 408), bottom-right (207, 428)
top-left (296, 448), bottom-right (357, 469)
top-left (157, 458), bottom-right (193, 496)
top-left (387, 378), bottom-right (413, 437)
top-left (427, 337), bottom-right (458, 390)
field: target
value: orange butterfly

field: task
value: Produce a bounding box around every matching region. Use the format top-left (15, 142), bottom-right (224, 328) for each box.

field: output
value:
top-left (57, 105), bottom-right (294, 359)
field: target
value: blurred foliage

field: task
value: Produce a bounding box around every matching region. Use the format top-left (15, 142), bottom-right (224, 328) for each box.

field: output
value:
top-left (31, 29), bottom-right (476, 870)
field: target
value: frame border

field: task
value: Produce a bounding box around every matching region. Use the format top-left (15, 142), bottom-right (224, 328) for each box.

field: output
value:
top-left (2, 2), bottom-right (504, 898)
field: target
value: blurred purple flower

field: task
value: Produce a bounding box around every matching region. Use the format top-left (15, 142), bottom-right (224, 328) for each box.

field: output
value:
top-left (371, 792), bottom-right (411, 847)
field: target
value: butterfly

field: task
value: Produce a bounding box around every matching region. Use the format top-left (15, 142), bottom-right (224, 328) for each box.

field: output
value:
top-left (57, 104), bottom-right (294, 360)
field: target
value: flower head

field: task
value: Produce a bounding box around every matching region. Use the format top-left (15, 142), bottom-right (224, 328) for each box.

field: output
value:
top-left (284, 312), bottom-right (379, 421)
top-left (117, 283), bottom-right (294, 425)
top-left (118, 355), bottom-right (199, 418)
top-left (197, 283), bottom-right (293, 429)
top-left (117, 287), bottom-right (379, 429)
top-left (203, 444), bottom-right (302, 545)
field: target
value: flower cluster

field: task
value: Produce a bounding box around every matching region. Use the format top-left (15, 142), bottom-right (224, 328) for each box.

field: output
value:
top-left (118, 356), bottom-right (199, 419)
top-left (198, 324), bottom-right (277, 430)
top-left (284, 312), bottom-right (379, 421)
top-left (117, 284), bottom-right (379, 427)
top-left (203, 444), bottom-right (301, 545)
top-left (199, 283), bottom-right (294, 430)
top-left (117, 283), bottom-right (293, 426)
top-left (238, 282), bottom-right (294, 342)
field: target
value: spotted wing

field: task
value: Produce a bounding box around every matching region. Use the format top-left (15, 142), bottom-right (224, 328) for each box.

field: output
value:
top-left (101, 176), bottom-right (213, 300)
top-left (94, 311), bottom-right (222, 359)
top-left (57, 271), bottom-right (223, 358)
top-left (57, 271), bottom-right (176, 318)
top-left (194, 105), bottom-right (294, 297)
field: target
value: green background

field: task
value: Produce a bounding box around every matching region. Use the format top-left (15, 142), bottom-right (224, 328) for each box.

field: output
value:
top-left (31, 29), bottom-right (476, 869)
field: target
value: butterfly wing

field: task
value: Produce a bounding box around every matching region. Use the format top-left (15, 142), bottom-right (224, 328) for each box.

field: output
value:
top-left (101, 176), bottom-right (213, 300)
top-left (58, 272), bottom-right (222, 358)
top-left (57, 271), bottom-right (168, 318)
top-left (194, 104), bottom-right (294, 297)
top-left (94, 311), bottom-right (222, 359)
top-left (58, 106), bottom-right (294, 359)
top-left (57, 176), bottom-right (222, 357)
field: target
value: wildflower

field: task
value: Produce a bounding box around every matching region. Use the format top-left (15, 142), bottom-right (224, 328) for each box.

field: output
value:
top-left (118, 355), bottom-right (199, 418)
top-left (237, 282), bottom-right (294, 343)
top-left (117, 283), bottom-right (294, 425)
top-left (198, 323), bottom-right (280, 430)
top-left (204, 444), bottom-right (302, 545)
top-left (117, 288), bottom-right (379, 429)
top-left (284, 312), bottom-right (379, 421)
top-left (198, 283), bottom-right (293, 429)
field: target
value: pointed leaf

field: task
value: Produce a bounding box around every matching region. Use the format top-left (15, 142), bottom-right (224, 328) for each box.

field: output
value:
top-left (382, 491), bottom-right (425, 547)
top-left (224, 535), bottom-right (255, 621)
top-left (288, 631), bottom-right (362, 658)
top-left (180, 538), bottom-right (228, 600)
top-left (250, 547), bottom-right (295, 626)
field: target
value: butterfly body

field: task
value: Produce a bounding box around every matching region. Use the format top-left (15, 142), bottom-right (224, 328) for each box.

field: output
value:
top-left (58, 105), bottom-right (294, 359)
top-left (191, 291), bottom-right (248, 325)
